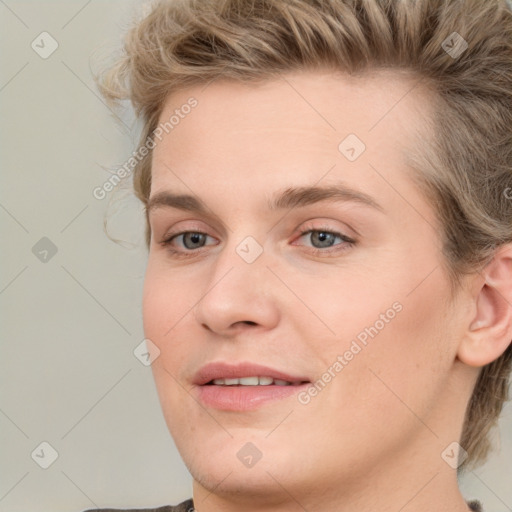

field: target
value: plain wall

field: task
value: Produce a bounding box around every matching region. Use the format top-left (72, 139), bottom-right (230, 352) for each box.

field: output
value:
top-left (0, 1), bottom-right (510, 511)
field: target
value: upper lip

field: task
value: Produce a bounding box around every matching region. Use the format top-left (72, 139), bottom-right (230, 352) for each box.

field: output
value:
top-left (193, 361), bottom-right (310, 385)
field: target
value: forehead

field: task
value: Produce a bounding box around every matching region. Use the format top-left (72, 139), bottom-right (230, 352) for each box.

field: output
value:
top-left (149, 69), bottom-right (434, 217)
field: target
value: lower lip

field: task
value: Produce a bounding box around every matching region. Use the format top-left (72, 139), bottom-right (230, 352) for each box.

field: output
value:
top-left (196, 383), bottom-right (310, 411)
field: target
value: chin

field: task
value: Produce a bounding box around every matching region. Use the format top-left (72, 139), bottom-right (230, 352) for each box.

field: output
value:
top-left (177, 431), bottom-right (300, 492)
top-left (189, 456), bottom-right (298, 504)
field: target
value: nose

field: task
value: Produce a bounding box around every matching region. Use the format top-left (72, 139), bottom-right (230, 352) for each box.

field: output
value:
top-left (192, 241), bottom-right (280, 336)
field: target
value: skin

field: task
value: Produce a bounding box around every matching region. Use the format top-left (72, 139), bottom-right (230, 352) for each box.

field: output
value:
top-left (142, 69), bottom-right (512, 512)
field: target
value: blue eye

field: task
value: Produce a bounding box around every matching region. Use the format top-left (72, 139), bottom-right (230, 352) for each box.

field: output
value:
top-left (160, 227), bottom-right (355, 259)
top-left (177, 232), bottom-right (208, 249)
top-left (295, 229), bottom-right (355, 254)
top-left (302, 230), bottom-right (341, 248)
top-left (162, 231), bottom-right (217, 253)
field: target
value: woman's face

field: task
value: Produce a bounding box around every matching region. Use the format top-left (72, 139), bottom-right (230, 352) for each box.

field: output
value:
top-left (142, 70), bottom-right (470, 504)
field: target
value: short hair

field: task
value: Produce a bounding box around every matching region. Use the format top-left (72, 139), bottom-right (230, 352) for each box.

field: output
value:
top-left (95, 0), bottom-right (512, 470)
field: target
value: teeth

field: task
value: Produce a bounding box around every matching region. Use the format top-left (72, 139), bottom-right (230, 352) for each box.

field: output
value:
top-left (239, 377), bottom-right (259, 386)
top-left (211, 376), bottom-right (293, 386)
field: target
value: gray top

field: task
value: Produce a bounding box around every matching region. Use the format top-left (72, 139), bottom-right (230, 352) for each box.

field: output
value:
top-left (85, 497), bottom-right (483, 511)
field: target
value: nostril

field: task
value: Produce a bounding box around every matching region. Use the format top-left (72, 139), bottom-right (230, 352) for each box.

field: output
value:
top-left (243, 321), bottom-right (258, 326)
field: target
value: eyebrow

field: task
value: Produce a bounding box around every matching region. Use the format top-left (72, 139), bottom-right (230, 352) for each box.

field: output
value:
top-left (146, 184), bottom-right (384, 216)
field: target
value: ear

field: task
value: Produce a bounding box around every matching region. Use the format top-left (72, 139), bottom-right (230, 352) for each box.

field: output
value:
top-left (457, 244), bottom-right (512, 367)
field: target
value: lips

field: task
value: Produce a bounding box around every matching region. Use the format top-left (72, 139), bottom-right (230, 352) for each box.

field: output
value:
top-left (193, 361), bottom-right (310, 386)
top-left (192, 362), bottom-right (312, 410)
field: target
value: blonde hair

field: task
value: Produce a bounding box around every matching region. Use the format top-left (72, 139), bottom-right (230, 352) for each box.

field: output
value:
top-left (94, 0), bottom-right (512, 469)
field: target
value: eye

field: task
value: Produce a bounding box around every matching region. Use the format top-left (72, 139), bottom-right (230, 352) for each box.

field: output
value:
top-left (158, 226), bottom-right (356, 259)
top-left (302, 230), bottom-right (339, 248)
top-left (293, 227), bottom-right (355, 255)
top-left (161, 231), bottom-right (217, 254)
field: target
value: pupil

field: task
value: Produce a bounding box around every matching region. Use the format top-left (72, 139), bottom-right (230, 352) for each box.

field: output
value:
top-left (312, 231), bottom-right (334, 248)
top-left (185, 232), bottom-right (205, 248)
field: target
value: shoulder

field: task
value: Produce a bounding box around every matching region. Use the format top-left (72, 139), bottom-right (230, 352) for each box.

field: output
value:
top-left (82, 498), bottom-right (195, 512)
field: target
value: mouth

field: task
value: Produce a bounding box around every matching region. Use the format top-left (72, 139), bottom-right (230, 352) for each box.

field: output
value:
top-left (193, 362), bottom-right (311, 411)
top-left (205, 376), bottom-right (308, 386)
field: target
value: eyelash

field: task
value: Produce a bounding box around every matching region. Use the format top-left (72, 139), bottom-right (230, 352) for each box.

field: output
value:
top-left (160, 224), bottom-right (356, 259)
top-left (293, 225), bottom-right (356, 256)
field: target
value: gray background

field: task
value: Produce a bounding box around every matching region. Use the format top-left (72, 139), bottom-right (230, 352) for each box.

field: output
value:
top-left (0, 1), bottom-right (510, 511)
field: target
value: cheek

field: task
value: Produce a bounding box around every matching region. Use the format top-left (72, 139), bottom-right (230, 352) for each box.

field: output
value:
top-left (142, 258), bottom-right (196, 340)
top-left (142, 261), bottom-right (197, 433)
top-left (142, 259), bottom-right (201, 395)
top-left (336, 272), bottom-right (453, 428)
top-left (289, 259), bottom-right (410, 361)
top-left (299, 259), bottom-right (454, 422)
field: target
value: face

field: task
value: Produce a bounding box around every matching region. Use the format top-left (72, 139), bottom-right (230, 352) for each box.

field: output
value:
top-left (142, 70), bottom-right (469, 504)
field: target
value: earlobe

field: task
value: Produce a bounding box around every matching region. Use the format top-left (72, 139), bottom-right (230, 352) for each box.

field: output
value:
top-left (458, 245), bottom-right (512, 368)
